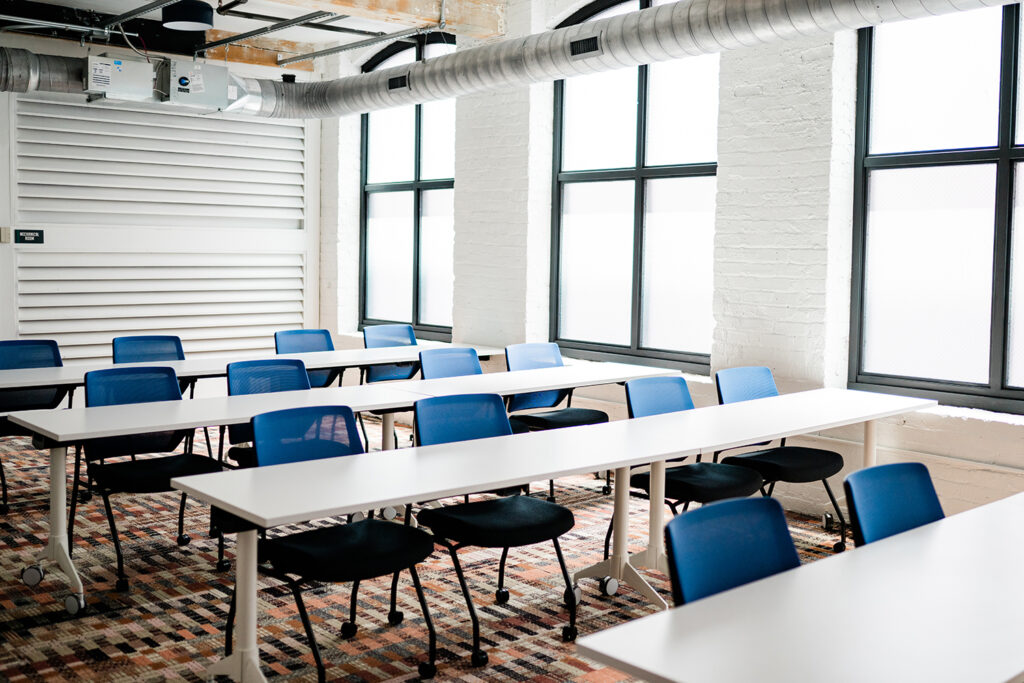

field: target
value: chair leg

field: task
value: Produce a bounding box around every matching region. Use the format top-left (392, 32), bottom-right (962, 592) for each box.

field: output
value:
top-left (176, 493), bottom-right (191, 546)
top-left (217, 425), bottom-right (226, 463)
top-left (203, 427), bottom-right (213, 458)
top-left (603, 514), bottom-right (614, 561)
top-left (101, 493), bottom-right (129, 591)
top-left (409, 565), bottom-right (437, 679)
top-left (341, 580), bottom-right (359, 639)
top-left (495, 547), bottom-right (510, 604)
top-left (0, 454), bottom-right (7, 514)
top-left (552, 537), bottom-right (578, 641)
top-left (68, 448), bottom-right (82, 553)
top-left (225, 585), bottom-right (237, 655)
top-left (445, 543), bottom-right (488, 667)
top-left (289, 580), bottom-right (326, 683)
top-left (821, 478), bottom-right (848, 553)
top-left (357, 412), bottom-right (370, 451)
top-left (388, 571), bottom-right (404, 625)
top-left (548, 479), bottom-right (556, 503)
top-left (603, 469), bottom-right (612, 495)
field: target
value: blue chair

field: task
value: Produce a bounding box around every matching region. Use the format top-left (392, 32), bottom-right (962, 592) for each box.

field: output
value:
top-left (505, 342), bottom-right (610, 500)
top-left (71, 366), bottom-right (222, 591)
top-left (414, 394), bottom-right (578, 666)
top-left (600, 377), bottom-right (763, 562)
top-left (362, 324), bottom-right (419, 383)
top-left (666, 497), bottom-right (800, 605)
top-left (844, 463), bottom-right (944, 546)
top-left (0, 340), bottom-right (70, 514)
top-left (715, 366), bottom-right (849, 552)
top-left (418, 347), bottom-right (482, 379)
top-left (220, 406), bottom-right (438, 681)
top-left (274, 329), bottom-right (342, 388)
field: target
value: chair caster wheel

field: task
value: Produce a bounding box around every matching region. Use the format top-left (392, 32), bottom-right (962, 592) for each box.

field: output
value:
top-left (601, 486), bottom-right (612, 495)
top-left (470, 650), bottom-right (488, 667)
top-left (216, 559), bottom-right (231, 572)
top-left (563, 585), bottom-right (582, 607)
top-left (599, 577), bottom-right (619, 596)
top-left (418, 662), bottom-right (437, 679)
top-left (340, 622), bottom-right (358, 639)
top-left (833, 541), bottom-right (846, 553)
top-left (22, 565), bottom-right (44, 587)
top-left (79, 492), bottom-right (92, 503)
top-left (115, 578), bottom-right (129, 592)
top-left (495, 588), bottom-right (509, 605)
top-left (562, 625), bottom-right (578, 642)
top-left (177, 533), bottom-right (191, 547)
top-left (547, 496), bottom-right (556, 503)
top-left (64, 594), bottom-right (85, 616)
top-left (388, 610), bottom-right (404, 625)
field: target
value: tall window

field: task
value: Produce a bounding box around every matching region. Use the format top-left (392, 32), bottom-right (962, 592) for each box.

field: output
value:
top-left (361, 36), bottom-right (456, 338)
top-left (551, 0), bottom-right (719, 370)
top-left (851, 6), bottom-right (1024, 414)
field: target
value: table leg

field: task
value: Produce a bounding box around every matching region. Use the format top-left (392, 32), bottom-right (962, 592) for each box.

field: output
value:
top-left (628, 459), bottom-right (669, 576)
top-left (863, 420), bottom-right (877, 469)
top-left (206, 529), bottom-right (267, 683)
top-left (382, 412), bottom-right (395, 450)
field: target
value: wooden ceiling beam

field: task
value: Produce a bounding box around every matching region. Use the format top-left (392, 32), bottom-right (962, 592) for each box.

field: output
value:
top-left (269, 0), bottom-right (505, 39)
top-left (203, 30), bottom-right (315, 71)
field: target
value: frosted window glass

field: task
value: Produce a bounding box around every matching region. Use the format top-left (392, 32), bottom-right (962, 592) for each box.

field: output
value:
top-left (1007, 167), bottom-right (1024, 387)
top-left (862, 165), bottom-right (995, 383)
top-left (423, 41), bottom-right (456, 60)
top-left (870, 8), bottom-right (1001, 154)
top-left (366, 105), bottom-right (415, 183)
top-left (419, 189), bottom-right (455, 326)
top-left (563, 69), bottom-right (638, 171)
top-left (559, 181), bottom-right (635, 345)
top-left (646, 54), bottom-right (719, 166)
top-left (641, 177), bottom-right (716, 353)
top-left (365, 192), bottom-right (414, 322)
top-left (420, 98), bottom-right (455, 180)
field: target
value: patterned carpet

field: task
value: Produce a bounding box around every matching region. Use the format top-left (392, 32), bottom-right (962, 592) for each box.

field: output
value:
top-left (0, 420), bottom-right (846, 682)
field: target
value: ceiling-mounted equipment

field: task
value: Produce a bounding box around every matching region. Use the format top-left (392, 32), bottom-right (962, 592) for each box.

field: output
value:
top-left (162, 0), bottom-right (214, 31)
top-left (85, 55), bottom-right (155, 102)
top-left (157, 60), bottom-right (230, 109)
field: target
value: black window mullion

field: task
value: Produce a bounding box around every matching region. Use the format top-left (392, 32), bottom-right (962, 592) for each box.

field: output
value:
top-left (630, 63), bottom-right (648, 351)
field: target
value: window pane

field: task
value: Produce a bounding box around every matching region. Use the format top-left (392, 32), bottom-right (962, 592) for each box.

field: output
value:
top-left (562, 69), bottom-right (638, 171)
top-left (365, 192), bottom-right (414, 322)
top-left (646, 54), bottom-right (719, 166)
top-left (420, 98), bottom-right (455, 180)
top-left (366, 105), bottom-right (415, 183)
top-left (559, 181), bottom-right (635, 345)
top-left (1007, 167), bottom-right (1024, 387)
top-left (862, 165), bottom-right (995, 384)
top-left (641, 177), bottom-right (715, 353)
top-left (870, 8), bottom-right (1002, 154)
top-left (419, 189), bottom-right (455, 326)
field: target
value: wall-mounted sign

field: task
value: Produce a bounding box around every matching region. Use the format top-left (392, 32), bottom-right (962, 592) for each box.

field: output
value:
top-left (14, 230), bottom-right (44, 244)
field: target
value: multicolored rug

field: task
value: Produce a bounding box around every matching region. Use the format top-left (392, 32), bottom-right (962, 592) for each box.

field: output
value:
top-left (0, 421), bottom-right (845, 681)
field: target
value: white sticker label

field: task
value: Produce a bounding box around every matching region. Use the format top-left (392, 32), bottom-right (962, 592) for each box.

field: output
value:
top-left (190, 71), bottom-right (205, 94)
top-left (90, 61), bottom-right (112, 87)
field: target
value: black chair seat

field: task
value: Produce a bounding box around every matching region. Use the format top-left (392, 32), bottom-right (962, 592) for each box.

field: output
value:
top-left (722, 447), bottom-right (844, 484)
top-left (92, 453), bottom-right (222, 494)
top-left (417, 495), bottom-right (574, 548)
top-left (509, 407), bottom-right (608, 432)
top-left (261, 519), bottom-right (434, 583)
top-left (630, 462), bottom-right (764, 504)
top-left (227, 445), bottom-right (257, 468)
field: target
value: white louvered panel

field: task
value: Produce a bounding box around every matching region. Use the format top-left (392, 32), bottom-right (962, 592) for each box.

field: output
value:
top-left (15, 93), bottom-right (306, 230)
top-left (16, 252), bottom-right (305, 362)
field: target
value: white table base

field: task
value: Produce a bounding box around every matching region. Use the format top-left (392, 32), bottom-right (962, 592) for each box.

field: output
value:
top-left (205, 530), bottom-right (267, 683)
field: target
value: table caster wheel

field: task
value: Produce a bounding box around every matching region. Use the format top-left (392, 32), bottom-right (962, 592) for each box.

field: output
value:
top-left (115, 578), bottom-right (129, 592)
top-left (22, 565), bottom-right (44, 588)
top-left (832, 541), bottom-right (846, 553)
top-left (495, 588), bottom-right (509, 605)
top-left (388, 610), bottom-right (404, 625)
top-left (382, 506), bottom-right (397, 521)
top-left (418, 662), bottom-right (437, 679)
top-left (563, 585), bottom-right (582, 607)
top-left (599, 577), bottom-right (619, 596)
top-left (470, 650), bottom-right (488, 667)
top-left (216, 559), bottom-right (231, 573)
top-left (177, 533), bottom-right (191, 547)
top-left (601, 486), bottom-right (612, 495)
top-left (562, 625), bottom-right (578, 642)
top-left (64, 594), bottom-right (85, 616)
top-left (340, 621), bottom-right (358, 639)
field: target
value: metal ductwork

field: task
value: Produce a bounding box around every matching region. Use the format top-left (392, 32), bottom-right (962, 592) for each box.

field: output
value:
top-left (0, 0), bottom-right (1014, 118)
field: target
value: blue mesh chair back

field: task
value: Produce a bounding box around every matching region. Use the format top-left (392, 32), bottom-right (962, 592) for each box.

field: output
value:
top-left (844, 463), bottom-right (944, 546)
top-left (0, 340), bottom-right (68, 418)
top-left (625, 376), bottom-right (695, 418)
top-left (666, 497), bottom-right (800, 605)
top-left (419, 347), bottom-right (482, 380)
top-left (84, 366), bottom-right (187, 460)
top-left (112, 335), bottom-right (185, 363)
top-left (226, 359), bottom-right (312, 445)
top-left (505, 342), bottom-right (569, 412)
top-left (274, 329), bottom-right (337, 388)
top-left (363, 324), bottom-right (418, 383)
top-left (415, 394), bottom-right (513, 446)
top-left (715, 366), bottom-right (779, 404)
top-left (251, 405), bottom-right (363, 467)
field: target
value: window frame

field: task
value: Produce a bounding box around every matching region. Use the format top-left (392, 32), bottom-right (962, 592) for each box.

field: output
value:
top-left (550, 0), bottom-right (717, 373)
top-left (849, 5), bottom-right (1024, 414)
top-left (359, 34), bottom-right (456, 341)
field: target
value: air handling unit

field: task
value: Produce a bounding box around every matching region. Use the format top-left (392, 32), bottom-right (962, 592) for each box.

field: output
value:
top-left (85, 55), bottom-right (154, 102)
top-left (156, 60), bottom-right (229, 110)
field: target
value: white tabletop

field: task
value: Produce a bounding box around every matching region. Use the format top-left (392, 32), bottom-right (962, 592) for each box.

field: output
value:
top-left (577, 491), bottom-right (1024, 683)
top-left (0, 341), bottom-right (502, 391)
top-left (171, 389), bottom-right (933, 529)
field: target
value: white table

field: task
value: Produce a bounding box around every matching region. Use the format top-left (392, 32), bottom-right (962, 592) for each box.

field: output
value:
top-left (171, 387), bottom-right (933, 682)
top-left (577, 491), bottom-right (1024, 683)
